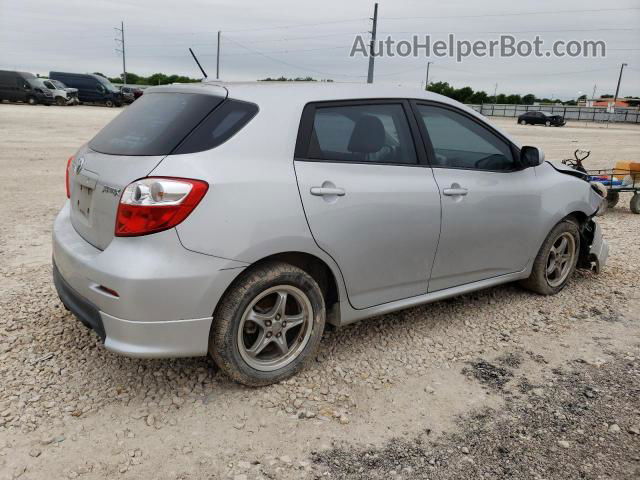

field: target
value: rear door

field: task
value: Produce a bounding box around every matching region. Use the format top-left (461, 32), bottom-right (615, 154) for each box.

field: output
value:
top-left (68, 88), bottom-right (226, 250)
top-left (294, 100), bottom-right (441, 309)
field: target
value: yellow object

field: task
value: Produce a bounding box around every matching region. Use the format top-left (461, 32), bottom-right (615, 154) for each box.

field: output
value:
top-left (613, 161), bottom-right (640, 180)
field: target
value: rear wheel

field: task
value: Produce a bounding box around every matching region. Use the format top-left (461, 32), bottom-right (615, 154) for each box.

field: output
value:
top-left (520, 219), bottom-right (580, 295)
top-left (210, 261), bottom-right (326, 386)
top-left (631, 194), bottom-right (640, 214)
top-left (606, 191), bottom-right (620, 208)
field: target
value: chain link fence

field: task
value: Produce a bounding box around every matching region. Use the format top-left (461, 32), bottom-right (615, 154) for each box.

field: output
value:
top-left (467, 104), bottom-right (640, 124)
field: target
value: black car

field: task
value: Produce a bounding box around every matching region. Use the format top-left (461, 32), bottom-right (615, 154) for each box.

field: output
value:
top-left (517, 111), bottom-right (565, 127)
top-left (0, 70), bottom-right (54, 105)
top-left (49, 72), bottom-right (123, 107)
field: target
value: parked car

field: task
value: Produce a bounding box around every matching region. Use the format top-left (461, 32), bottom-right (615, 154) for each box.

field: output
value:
top-left (49, 72), bottom-right (122, 107)
top-left (120, 86), bottom-right (143, 103)
top-left (518, 111), bottom-right (566, 126)
top-left (42, 78), bottom-right (80, 106)
top-left (0, 70), bottom-right (54, 105)
top-left (53, 83), bottom-right (608, 386)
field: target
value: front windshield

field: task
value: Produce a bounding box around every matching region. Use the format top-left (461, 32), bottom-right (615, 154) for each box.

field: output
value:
top-left (28, 79), bottom-right (47, 89)
top-left (96, 76), bottom-right (119, 93)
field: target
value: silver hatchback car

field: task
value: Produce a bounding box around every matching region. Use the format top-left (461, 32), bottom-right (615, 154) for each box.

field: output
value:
top-left (53, 82), bottom-right (608, 385)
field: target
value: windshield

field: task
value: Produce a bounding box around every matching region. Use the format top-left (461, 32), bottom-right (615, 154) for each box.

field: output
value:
top-left (28, 79), bottom-right (48, 89)
top-left (96, 75), bottom-right (119, 93)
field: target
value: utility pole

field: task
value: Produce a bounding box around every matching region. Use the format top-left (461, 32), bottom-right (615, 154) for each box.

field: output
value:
top-left (216, 31), bottom-right (221, 80)
top-left (114, 21), bottom-right (127, 85)
top-left (367, 3), bottom-right (378, 84)
top-left (613, 63), bottom-right (628, 105)
top-left (424, 61), bottom-right (433, 90)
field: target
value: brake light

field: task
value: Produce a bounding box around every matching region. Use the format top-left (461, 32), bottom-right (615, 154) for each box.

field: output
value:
top-left (65, 156), bottom-right (73, 198)
top-left (115, 178), bottom-right (208, 237)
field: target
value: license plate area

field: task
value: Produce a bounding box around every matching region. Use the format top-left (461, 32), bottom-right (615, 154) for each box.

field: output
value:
top-left (73, 170), bottom-right (99, 220)
top-left (76, 184), bottom-right (94, 218)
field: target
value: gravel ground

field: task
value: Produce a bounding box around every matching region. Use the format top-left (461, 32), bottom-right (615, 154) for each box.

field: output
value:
top-left (0, 103), bottom-right (639, 479)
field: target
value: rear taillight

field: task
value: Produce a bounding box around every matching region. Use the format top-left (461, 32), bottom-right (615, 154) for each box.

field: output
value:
top-left (65, 156), bottom-right (73, 198)
top-left (115, 177), bottom-right (208, 237)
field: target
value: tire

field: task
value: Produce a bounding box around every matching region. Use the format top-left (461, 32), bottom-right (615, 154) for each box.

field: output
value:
top-left (105, 100), bottom-right (114, 108)
top-left (520, 219), bottom-right (580, 295)
top-left (519, 120), bottom-right (527, 125)
top-left (631, 194), bottom-right (640, 214)
top-left (210, 261), bottom-right (326, 386)
top-left (27, 96), bottom-right (37, 105)
top-left (606, 191), bottom-right (619, 208)
top-left (55, 96), bottom-right (66, 106)
top-left (545, 120), bottom-right (551, 127)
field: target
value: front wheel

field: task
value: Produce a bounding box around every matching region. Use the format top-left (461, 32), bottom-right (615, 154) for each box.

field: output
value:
top-left (519, 120), bottom-right (527, 125)
top-left (545, 120), bottom-right (551, 127)
top-left (27, 96), bottom-right (37, 105)
top-left (210, 261), bottom-right (326, 386)
top-left (105, 100), bottom-right (114, 108)
top-left (520, 219), bottom-right (580, 295)
top-left (55, 96), bottom-right (66, 106)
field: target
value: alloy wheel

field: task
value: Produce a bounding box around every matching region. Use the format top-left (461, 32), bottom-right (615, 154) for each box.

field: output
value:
top-left (237, 285), bottom-right (313, 371)
top-left (545, 232), bottom-right (576, 287)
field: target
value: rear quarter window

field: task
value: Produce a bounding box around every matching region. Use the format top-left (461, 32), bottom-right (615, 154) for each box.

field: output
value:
top-left (172, 99), bottom-right (259, 155)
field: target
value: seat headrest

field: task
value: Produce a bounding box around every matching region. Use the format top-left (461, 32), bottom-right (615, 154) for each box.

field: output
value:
top-left (348, 115), bottom-right (385, 154)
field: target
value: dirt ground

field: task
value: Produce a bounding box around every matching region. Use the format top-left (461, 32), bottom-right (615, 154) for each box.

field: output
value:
top-left (0, 103), bottom-right (639, 480)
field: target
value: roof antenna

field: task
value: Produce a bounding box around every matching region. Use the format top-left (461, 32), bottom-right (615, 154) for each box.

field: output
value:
top-left (189, 48), bottom-right (208, 79)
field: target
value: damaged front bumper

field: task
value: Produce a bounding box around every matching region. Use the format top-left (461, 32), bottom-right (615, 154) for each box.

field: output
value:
top-left (579, 220), bottom-right (609, 274)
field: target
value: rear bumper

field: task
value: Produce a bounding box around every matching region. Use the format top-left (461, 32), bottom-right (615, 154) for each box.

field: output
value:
top-left (52, 202), bottom-right (247, 358)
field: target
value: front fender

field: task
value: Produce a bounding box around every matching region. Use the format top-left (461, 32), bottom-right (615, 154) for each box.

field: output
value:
top-left (533, 162), bottom-right (601, 249)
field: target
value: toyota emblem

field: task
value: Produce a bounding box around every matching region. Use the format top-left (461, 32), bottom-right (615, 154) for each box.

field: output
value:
top-left (75, 157), bottom-right (85, 175)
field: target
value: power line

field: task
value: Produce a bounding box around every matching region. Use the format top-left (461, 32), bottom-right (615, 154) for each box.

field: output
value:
top-left (384, 7), bottom-right (640, 21)
top-left (222, 17), bottom-right (367, 33)
top-left (223, 36), bottom-right (366, 78)
top-left (378, 27), bottom-right (640, 35)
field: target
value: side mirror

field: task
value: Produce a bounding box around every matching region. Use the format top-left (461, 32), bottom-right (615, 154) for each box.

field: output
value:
top-left (520, 146), bottom-right (545, 168)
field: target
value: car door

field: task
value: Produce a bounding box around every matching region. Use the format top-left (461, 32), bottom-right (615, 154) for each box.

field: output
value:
top-left (294, 100), bottom-right (442, 309)
top-left (412, 101), bottom-right (541, 292)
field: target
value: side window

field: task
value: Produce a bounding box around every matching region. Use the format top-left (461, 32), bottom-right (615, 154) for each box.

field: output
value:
top-left (306, 104), bottom-right (417, 165)
top-left (416, 105), bottom-right (515, 171)
top-left (96, 84), bottom-right (105, 94)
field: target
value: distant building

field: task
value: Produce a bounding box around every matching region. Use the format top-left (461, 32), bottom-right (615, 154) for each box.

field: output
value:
top-left (579, 97), bottom-right (640, 108)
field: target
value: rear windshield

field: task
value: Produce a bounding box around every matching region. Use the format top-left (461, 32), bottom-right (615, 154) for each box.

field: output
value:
top-left (89, 93), bottom-right (224, 156)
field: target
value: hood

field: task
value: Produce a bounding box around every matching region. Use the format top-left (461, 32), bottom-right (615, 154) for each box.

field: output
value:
top-left (547, 161), bottom-right (588, 181)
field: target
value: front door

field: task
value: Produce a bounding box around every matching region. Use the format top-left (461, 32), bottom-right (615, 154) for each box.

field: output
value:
top-left (413, 102), bottom-right (541, 292)
top-left (294, 100), bottom-right (442, 309)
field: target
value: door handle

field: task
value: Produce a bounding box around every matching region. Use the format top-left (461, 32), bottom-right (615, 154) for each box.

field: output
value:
top-left (310, 186), bottom-right (346, 197)
top-left (442, 187), bottom-right (468, 196)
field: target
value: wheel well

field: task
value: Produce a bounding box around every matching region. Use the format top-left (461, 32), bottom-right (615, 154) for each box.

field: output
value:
top-left (565, 211), bottom-right (588, 227)
top-left (253, 252), bottom-right (340, 311)
top-left (565, 211), bottom-right (595, 269)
